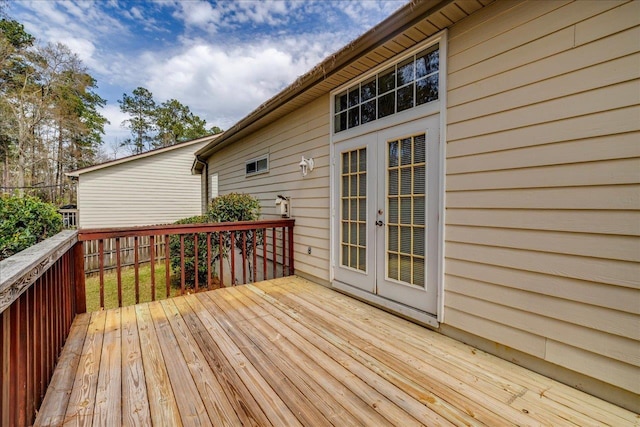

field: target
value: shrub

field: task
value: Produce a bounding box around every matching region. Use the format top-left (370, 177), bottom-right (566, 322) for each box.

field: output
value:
top-left (207, 193), bottom-right (263, 279)
top-left (169, 193), bottom-right (262, 288)
top-left (0, 195), bottom-right (63, 260)
top-left (169, 215), bottom-right (216, 288)
top-left (206, 192), bottom-right (261, 223)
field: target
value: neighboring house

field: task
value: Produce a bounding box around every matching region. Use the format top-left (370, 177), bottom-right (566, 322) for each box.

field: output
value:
top-left (68, 135), bottom-right (218, 228)
top-left (193, 0), bottom-right (640, 411)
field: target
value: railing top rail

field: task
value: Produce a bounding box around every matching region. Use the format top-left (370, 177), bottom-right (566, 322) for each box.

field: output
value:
top-left (0, 230), bottom-right (78, 314)
top-left (78, 218), bottom-right (295, 241)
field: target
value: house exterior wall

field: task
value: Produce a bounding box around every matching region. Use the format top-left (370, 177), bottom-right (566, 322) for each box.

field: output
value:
top-left (443, 0), bottom-right (640, 399)
top-left (205, 96), bottom-right (331, 282)
top-left (202, 0), bottom-right (639, 407)
top-left (77, 141), bottom-right (207, 228)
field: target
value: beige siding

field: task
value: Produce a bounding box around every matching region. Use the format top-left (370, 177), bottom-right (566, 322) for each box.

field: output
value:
top-left (206, 96), bottom-right (331, 283)
top-left (77, 141), bottom-right (207, 228)
top-left (445, 0), bottom-right (640, 396)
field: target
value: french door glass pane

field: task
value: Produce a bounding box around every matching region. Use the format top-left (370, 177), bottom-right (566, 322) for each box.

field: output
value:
top-left (387, 133), bottom-right (427, 287)
top-left (341, 148), bottom-right (367, 272)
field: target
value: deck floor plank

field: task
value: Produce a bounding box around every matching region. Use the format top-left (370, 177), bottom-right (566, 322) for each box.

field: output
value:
top-left (271, 278), bottom-right (638, 426)
top-left (35, 277), bottom-right (639, 427)
top-left (208, 287), bottom-right (371, 427)
top-left (160, 298), bottom-right (243, 426)
top-left (63, 310), bottom-right (106, 426)
top-left (214, 286), bottom-right (393, 427)
top-left (92, 309), bottom-right (122, 426)
top-left (173, 295), bottom-right (272, 427)
top-left (218, 286), bottom-right (390, 427)
top-left (134, 303), bottom-right (182, 426)
top-left (120, 305), bottom-right (151, 427)
top-left (147, 300), bottom-right (212, 426)
top-left (34, 314), bottom-right (90, 427)
top-left (243, 283), bottom-right (478, 426)
top-left (265, 281), bottom-right (575, 426)
top-left (189, 293), bottom-right (303, 427)
top-left (235, 285), bottom-right (453, 427)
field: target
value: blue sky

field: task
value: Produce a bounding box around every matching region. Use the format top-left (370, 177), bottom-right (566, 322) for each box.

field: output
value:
top-left (8, 0), bottom-right (406, 156)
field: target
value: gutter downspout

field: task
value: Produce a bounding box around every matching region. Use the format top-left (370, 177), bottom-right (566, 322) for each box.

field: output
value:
top-left (194, 156), bottom-right (208, 213)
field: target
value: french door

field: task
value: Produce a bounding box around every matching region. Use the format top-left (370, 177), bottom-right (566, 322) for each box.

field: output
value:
top-left (333, 116), bottom-right (439, 315)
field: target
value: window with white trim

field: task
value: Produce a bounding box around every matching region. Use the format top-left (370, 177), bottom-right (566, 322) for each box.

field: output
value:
top-left (209, 173), bottom-right (219, 199)
top-left (334, 44), bottom-right (439, 133)
top-left (245, 155), bottom-right (269, 176)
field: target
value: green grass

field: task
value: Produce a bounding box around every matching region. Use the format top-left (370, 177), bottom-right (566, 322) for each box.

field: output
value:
top-left (85, 263), bottom-right (181, 312)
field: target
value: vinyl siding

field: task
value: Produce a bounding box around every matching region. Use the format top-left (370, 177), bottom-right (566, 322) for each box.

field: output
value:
top-left (206, 96), bottom-right (331, 283)
top-left (445, 0), bottom-right (640, 396)
top-left (77, 141), bottom-right (207, 228)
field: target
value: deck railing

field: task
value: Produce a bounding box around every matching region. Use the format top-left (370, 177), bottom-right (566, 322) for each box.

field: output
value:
top-left (0, 219), bottom-right (295, 425)
top-left (0, 231), bottom-right (84, 426)
top-left (77, 219), bottom-right (295, 310)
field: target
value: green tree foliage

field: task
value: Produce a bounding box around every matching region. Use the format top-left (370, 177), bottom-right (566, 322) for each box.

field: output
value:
top-left (118, 86), bottom-right (222, 153)
top-left (0, 194), bottom-right (62, 260)
top-left (155, 98), bottom-right (208, 147)
top-left (0, 18), bottom-right (107, 203)
top-left (170, 193), bottom-right (262, 288)
top-left (118, 86), bottom-right (157, 154)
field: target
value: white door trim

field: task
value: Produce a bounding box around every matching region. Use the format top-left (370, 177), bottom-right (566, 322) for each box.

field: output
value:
top-left (329, 29), bottom-right (448, 325)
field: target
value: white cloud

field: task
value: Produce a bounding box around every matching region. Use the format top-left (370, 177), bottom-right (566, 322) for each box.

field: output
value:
top-left (141, 40), bottom-right (320, 129)
top-left (100, 104), bottom-right (132, 145)
top-left (172, 0), bottom-right (221, 33)
top-left (10, 0), bottom-right (409, 143)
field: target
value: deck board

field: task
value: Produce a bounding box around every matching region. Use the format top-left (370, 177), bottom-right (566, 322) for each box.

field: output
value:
top-left (120, 305), bottom-right (150, 427)
top-left (35, 277), bottom-right (639, 426)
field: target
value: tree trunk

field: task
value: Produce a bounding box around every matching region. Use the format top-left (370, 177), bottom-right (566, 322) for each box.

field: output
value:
top-left (56, 121), bottom-right (63, 201)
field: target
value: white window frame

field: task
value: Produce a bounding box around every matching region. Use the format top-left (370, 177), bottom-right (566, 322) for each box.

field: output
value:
top-left (331, 35), bottom-right (444, 144)
top-left (245, 154), bottom-right (269, 177)
top-left (209, 172), bottom-right (219, 200)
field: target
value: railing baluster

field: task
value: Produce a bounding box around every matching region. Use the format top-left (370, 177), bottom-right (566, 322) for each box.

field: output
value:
top-left (17, 298), bottom-right (27, 426)
top-left (36, 277), bottom-right (44, 404)
top-left (0, 311), bottom-right (6, 427)
top-left (180, 235), bottom-right (185, 295)
top-left (231, 231), bottom-right (236, 286)
top-left (134, 236), bottom-right (140, 304)
top-left (53, 262), bottom-right (60, 363)
top-left (282, 226), bottom-right (286, 278)
top-left (207, 233), bottom-right (212, 289)
top-left (165, 235), bottom-right (170, 298)
top-left (26, 287), bottom-right (33, 422)
top-left (263, 228), bottom-right (267, 281)
top-left (272, 227), bottom-right (276, 280)
top-left (116, 237), bottom-right (122, 307)
top-left (99, 239), bottom-right (105, 308)
top-left (194, 234), bottom-right (199, 292)
top-left (252, 230), bottom-right (257, 283)
top-left (219, 233), bottom-right (224, 287)
top-left (150, 235), bottom-right (156, 301)
top-left (242, 231), bottom-right (247, 285)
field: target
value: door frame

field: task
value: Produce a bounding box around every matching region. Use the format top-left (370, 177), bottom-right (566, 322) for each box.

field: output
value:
top-left (328, 30), bottom-right (447, 327)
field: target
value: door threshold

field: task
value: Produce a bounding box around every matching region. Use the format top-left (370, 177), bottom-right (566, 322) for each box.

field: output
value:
top-left (332, 281), bottom-right (439, 329)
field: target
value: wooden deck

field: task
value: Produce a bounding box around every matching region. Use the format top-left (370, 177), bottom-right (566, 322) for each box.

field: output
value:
top-left (35, 277), bottom-right (637, 426)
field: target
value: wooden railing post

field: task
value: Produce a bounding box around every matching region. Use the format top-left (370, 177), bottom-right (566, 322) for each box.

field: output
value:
top-left (73, 241), bottom-right (86, 314)
top-left (288, 224), bottom-right (294, 276)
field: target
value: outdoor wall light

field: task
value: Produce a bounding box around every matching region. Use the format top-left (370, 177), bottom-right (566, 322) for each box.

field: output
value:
top-left (299, 156), bottom-right (314, 177)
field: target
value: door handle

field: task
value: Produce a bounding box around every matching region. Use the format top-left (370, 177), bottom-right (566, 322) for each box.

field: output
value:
top-left (375, 220), bottom-right (384, 227)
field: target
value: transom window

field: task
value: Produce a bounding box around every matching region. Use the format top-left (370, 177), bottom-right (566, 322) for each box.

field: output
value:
top-left (245, 155), bottom-right (269, 176)
top-left (334, 44), bottom-right (439, 133)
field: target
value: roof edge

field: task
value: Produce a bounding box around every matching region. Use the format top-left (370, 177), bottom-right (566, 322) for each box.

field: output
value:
top-left (67, 134), bottom-right (221, 177)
